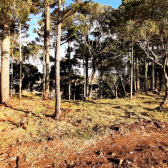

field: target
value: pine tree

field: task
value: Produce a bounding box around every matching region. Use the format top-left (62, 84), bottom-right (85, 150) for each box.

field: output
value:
top-left (0, 0), bottom-right (32, 103)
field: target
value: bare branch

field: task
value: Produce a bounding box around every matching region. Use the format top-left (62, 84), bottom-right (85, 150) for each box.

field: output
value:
top-left (138, 44), bottom-right (163, 68)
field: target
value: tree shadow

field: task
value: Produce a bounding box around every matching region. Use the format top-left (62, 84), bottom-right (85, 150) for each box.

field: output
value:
top-left (5, 105), bottom-right (47, 120)
top-left (140, 112), bottom-right (150, 117)
top-left (143, 107), bottom-right (155, 111)
top-left (35, 93), bottom-right (42, 97)
top-left (0, 118), bottom-right (20, 128)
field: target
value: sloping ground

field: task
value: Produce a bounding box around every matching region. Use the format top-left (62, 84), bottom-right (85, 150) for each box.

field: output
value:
top-left (0, 119), bottom-right (168, 167)
top-left (0, 92), bottom-right (168, 167)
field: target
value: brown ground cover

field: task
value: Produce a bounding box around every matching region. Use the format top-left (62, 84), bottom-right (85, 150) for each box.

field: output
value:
top-left (0, 92), bottom-right (168, 167)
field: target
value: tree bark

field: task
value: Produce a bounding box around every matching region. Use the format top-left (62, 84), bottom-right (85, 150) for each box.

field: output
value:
top-left (74, 81), bottom-right (76, 101)
top-left (1, 24), bottom-right (10, 103)
top-left (130, 37), bottom-right (133, 100)
top-left (145, 56), bottom-right (148, 94)
top-left (159, 68), bottom-right (162, 91)
top-left (68, 40), bottom-right (71, 100)
top-left (0, 44), bottom-right (1, 101)
top-left (119, 74), bottom-right (126, 96)
top-left (133, 55), bottom-right (136, 92)
top-left (55, 0), bottom-right (62, 119)
top-left (155, 71), bottom-right (157, 90)
top-left (136, 56), bottom-right (140, 91)
top-left (88, 69), bottom-right (96, 98)
top-left (151, 57), bottom-right (155, 91)
top-left (45, 0), bottom-right (50, 99)
top-left (19, 23), bottom-right (22, 100)
top-left (42, 43), bottom-right (46, 98)
top-left (85, 54), bottom-right (88, 98)
top-left (10, 46), bottom-right (13, 97)
top-left (100, 77), bottom-right (102, 99)
top-left (159, 57), bottom-right (168, 109)
top-left (114, 84), bottom-right (118, 98)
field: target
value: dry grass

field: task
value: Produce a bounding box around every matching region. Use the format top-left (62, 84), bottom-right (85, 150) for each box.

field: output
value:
top-left (0, 92), bottom-right (167, 150)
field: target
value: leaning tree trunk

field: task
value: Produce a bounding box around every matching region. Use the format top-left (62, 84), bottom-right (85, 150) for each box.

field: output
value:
top-left (88, 55), bottom-right (96, 98)
top-left (159, 57), bottom-right (168, 109)
top-left (45, 0), bottom-right (50, 99)
top-left (54, 0), bottom-right (62, 119)
top-left (1, 24), bottom-right (10, 103)
top-left (119, 74), bottom-right (126, 96)
top-left (114, 84), bottom-right (118, 99)
top-left (88, 69), bottom-right (96, 98)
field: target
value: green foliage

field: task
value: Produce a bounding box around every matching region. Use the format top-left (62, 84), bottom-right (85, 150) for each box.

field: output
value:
top-left (0, 0), bottom-right (32, 25)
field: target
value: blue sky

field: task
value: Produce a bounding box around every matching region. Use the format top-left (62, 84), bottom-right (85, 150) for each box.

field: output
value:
top-left (93, 0), bottom-right (121, 8)
top-left (28, 0), bottom-right (121, 40)
top-left (66, 0), bottom-right (121, 8)
top-left (27, 0), bottom-right (122, 72)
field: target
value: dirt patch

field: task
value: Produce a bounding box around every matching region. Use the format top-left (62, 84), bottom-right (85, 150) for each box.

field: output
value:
top-left (0, 119), bottom-right (168, 167)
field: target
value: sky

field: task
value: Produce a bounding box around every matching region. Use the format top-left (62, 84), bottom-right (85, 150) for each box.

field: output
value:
top-left (85, 0), bottom-right (121, 8)
top-left (27, 0), bottom-right (122, 72)
top-left (28, 0), bottom-right (121, 41)
top-left (66, 0), bottom-right (121, 8)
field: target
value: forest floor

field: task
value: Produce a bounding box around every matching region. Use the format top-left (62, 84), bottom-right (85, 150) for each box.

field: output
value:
top-left (0, 92), bottom-right (168, 167)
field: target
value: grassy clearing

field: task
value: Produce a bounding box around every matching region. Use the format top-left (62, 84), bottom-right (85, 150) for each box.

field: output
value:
top-left (0, 92), bottom-right (167, 149)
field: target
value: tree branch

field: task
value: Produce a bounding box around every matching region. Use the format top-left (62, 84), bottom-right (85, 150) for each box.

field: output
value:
top-left (138, 44), bottom-right (163, 68)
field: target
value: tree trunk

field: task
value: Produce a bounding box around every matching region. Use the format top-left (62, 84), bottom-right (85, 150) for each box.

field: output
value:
top-left (68, 40), bottom-right (71, 100)
top-left (133, 55), bottom-right (136, 92)
top-left (99, 67), bottom-right (103, 99)
top-left (155, 71), bottom-right (157, 90)
top-left (83, 54), bottom-right (86, 99)
top-left (119, 74), bottom-right (126, 96)
top-left (0, 44), bottom-right (1, 101)
top-left (159, 57), bottom-right (168, 109)
top-left (136, 56), bottom-right (140, 91)
top-left (42, 14), bottom-right (46, 98)
top-left (159, 68), bottom-right (162, 91)
top-left (151, 57), bottom-right (155, 91)
top-left (86, 55), bottom-right (89, 98)
top-left (145, 56), bottom-right (148, 94)
top-left (10, 47), bottom-right (13, 97)
top-left (45, 0), bottom-right (50, 99)
top-left (1, 24), bottom-right (10, 103)
top-left (55, 0), bottom-right (62, 119)
top-left (74, 81), bottom-right (76, 101)
top-left (19, 23), bottom-right (22, 100)
top-left (28, 81), bottom-right (30, 92)
top-left (130, 38), bottom-right (133, 100)
top-left (88, 69), bottom-right (96, 98)
top-left (85, 35), bottom-right (89, 98)
top-left (100, 78), bottom-right (102, 99)
top-left (42, 44), bottom-right (46, 98)
top-left (115, 84), bottom-right (118, 99)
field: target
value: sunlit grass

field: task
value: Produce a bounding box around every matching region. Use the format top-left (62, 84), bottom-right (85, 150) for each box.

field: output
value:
top-left (0, 92), bottom-right (167, 149)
